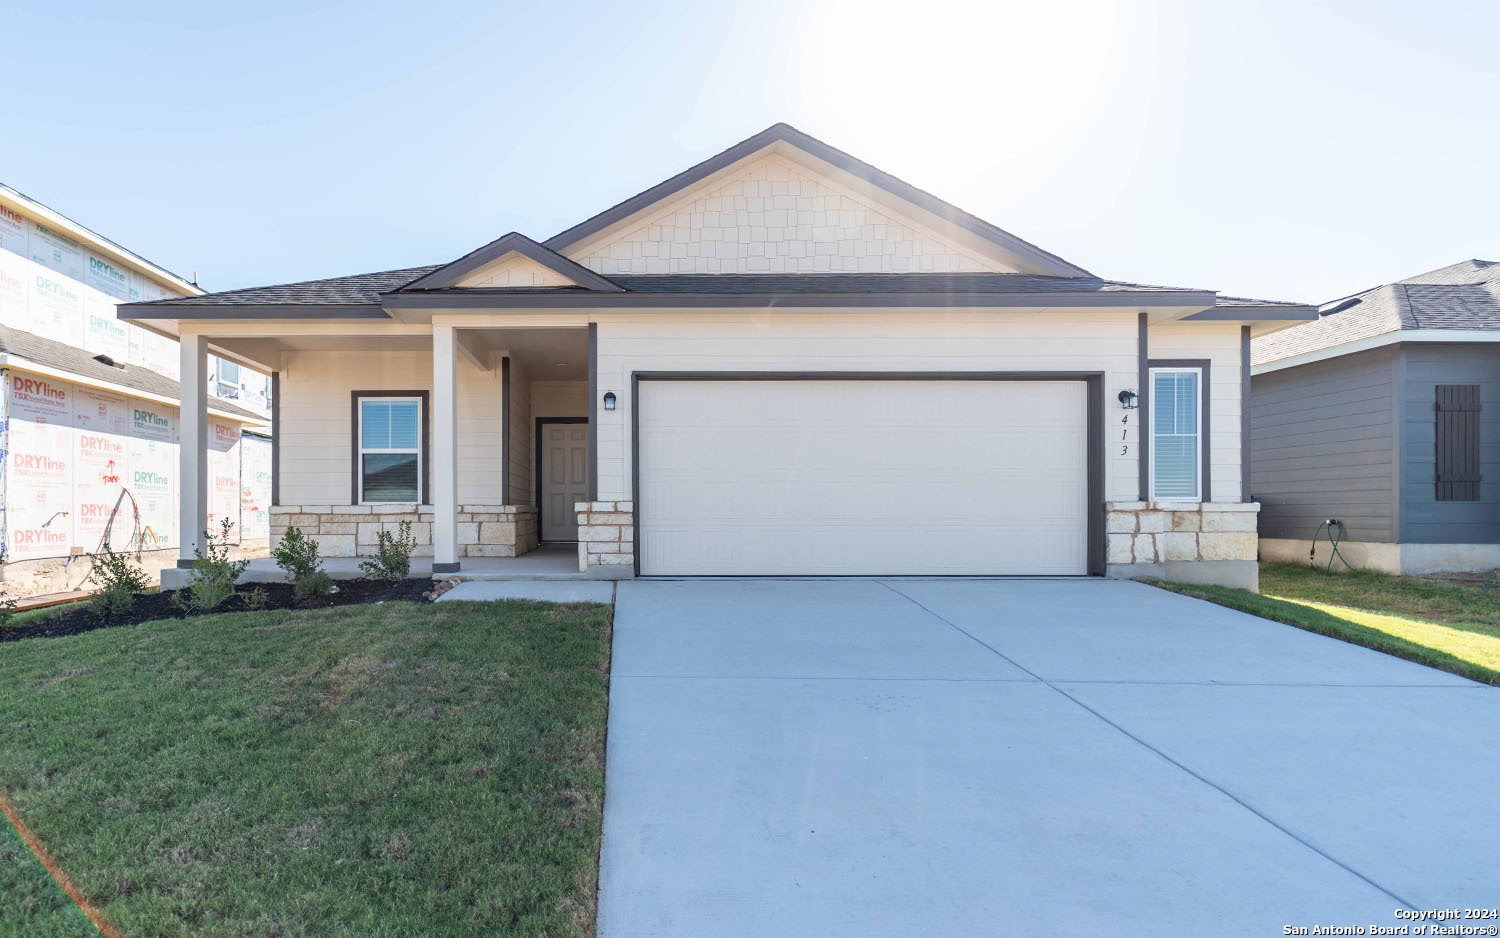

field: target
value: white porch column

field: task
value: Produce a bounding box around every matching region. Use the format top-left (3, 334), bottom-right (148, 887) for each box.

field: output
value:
top-left (177, 331), bottom-right (208, 565)
top-left (432, 324), bottom-right (460, 572)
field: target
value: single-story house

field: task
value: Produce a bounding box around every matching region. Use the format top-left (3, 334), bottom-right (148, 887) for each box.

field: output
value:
top-left (1252, 260), bottom-right (1499, 574)
top-left (120, 123), bottom-right (1315, 589)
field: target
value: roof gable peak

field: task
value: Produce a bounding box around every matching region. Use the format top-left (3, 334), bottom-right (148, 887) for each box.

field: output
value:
top-left (545, 123), bottom-right (1091, 279)
top-left (399, 232), bottom-right (623, 292)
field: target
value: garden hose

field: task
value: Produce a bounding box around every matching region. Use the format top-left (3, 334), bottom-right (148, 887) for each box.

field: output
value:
top-left (1310, 519), bottom-right (1349, 573)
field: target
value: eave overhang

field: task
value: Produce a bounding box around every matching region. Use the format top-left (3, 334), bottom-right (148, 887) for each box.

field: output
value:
top-left (379, 289), bottom-right (1219, 311)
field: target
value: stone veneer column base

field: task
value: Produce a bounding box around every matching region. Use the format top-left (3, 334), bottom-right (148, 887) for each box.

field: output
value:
top-left (1105, 501), bottom-right (1261, 591)
top-left (575, 501), bottom-right (635, 579)
top-left (270, 505), bottom-right (538, 559)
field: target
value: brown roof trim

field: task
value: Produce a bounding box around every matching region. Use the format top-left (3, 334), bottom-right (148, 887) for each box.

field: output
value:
top-left (379, 289), bottom-right (1215, 310)
top-left (1183, 306), bottom-right (1317, 322)
top-left (541, 123), bottom-right (1093, 278)
top-left (399, 232), bottom-right (624, 293)
top-left (119, 303), bottom-right (388, 321)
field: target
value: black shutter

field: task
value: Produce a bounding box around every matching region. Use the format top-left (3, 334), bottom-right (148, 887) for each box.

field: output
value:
top-left (1435, 384), bottom-right (1480, 502)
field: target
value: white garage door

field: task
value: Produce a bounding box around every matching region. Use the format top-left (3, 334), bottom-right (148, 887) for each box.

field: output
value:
top-left (636, 379), bottom-right (1091, 576)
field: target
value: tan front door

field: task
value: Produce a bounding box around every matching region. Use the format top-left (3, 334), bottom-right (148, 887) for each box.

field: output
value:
top-left (539, 421), bottom-right (589, 541)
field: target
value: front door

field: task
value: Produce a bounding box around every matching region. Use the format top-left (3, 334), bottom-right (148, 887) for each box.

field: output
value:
top-left (538, 420), bottom-right (589, 542)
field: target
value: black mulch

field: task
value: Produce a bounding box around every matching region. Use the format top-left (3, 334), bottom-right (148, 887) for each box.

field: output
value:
top-left (1, 577), bottom-right (433, 643)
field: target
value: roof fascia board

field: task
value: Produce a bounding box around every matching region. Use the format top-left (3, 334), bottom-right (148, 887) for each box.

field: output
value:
top-left (0, 352), bottom-right (265, 426)
top-left (1182, 306), bottom-right (1317, 322)
top-left (380, 289), bottom-right (1215, 311)
top-left (1252, 329), bottom-right (1500, 375)
top-left (0, 184), bottom-right (202, 296)
top-left (119, 303), bottom-right (389, 321)
top-left (399, 232), bottom-right (624, 292)
top-left (542, 123), bottom-right (1092, 278)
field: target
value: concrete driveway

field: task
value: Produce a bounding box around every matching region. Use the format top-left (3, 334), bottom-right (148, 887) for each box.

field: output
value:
top-left (599, 578), bottom-right (1499, 937)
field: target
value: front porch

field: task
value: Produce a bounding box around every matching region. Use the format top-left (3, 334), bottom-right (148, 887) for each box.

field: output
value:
top-left (168, 316), bottom-right (631, 583)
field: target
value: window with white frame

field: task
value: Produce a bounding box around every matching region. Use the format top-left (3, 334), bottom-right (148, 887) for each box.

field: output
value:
top-left (1151, 367), bottom-right (1202, 500)
top-left (358, 396), bottom-right (422, 503)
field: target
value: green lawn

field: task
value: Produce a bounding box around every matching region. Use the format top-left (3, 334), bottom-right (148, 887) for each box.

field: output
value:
top-left (1153, 562), bottom-right (1500, 686)
top-left (0, 813), bottom-right (96, 938)
top-left (0, 598), bottom-right (612, 938)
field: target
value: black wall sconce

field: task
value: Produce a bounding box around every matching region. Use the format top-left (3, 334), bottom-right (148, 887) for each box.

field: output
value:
top-left (603, 391), bottom-right (617, 411)
top-left (1117, 389), bottom-right (1139, 409)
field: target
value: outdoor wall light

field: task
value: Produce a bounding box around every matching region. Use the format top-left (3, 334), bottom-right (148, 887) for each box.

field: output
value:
top-left (1117, 389), bottom-right (1139, 409)
top-left (603, 391), bottom-right (617, 411)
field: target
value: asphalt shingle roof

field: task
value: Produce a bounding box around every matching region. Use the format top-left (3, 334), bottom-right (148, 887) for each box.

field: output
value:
top-left (136, 265), bottom-right (443, 306)
top-left (1253, 259), bottom-right (1500, 365)
top-left (128, 268), bottom-right (1228, 307)
top-left (604, 274), bottom-right (1207, 295)
top-left (0, 325), bottom-right (264, 422)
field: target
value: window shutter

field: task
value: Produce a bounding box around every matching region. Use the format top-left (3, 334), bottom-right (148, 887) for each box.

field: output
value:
top-left (1435, 384), bottom-right (1480, 502)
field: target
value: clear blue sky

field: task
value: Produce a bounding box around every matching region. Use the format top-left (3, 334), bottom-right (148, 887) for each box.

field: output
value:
top-left (5, 0), bottom-right (1497, 302)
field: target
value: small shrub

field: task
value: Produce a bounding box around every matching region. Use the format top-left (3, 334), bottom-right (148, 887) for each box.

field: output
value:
top-left (242, 586), bottom-right (269, 610)
top-left (175, 518), bottom-right (251, 613)
top-left (87, 542), bottom-right (151, 617)
top-left (295, 569), bottom-right (334, 602)
top-left (0, 591), bottom-right (15, 626)
top-left (272, 526), bottom-right (332, 600)
top-left (359, 520), bottom-right (417, 581)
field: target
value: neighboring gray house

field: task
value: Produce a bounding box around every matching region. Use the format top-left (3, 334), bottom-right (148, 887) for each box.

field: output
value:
top-left (1252, 260), bottom-right (1499, 573)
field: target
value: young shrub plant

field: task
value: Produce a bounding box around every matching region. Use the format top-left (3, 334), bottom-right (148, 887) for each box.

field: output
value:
top-left (271, 526), bottom-right (333, 601)
top-left (87, 541), bottom-right (152, 617)
top-left (359, 520), bottom-right (417, 581)
top-left (175, 518), bottom-right (251, 613)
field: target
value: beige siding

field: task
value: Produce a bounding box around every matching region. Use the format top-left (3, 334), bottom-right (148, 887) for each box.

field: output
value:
top-left (1148, 322), bottom-right (1243, 502)
top-left (595, 310), bottom-right (1146, 502)
top-left (455, 253), bottom-right (579, 288)
top-left (531, 380), bottom-right (588, 417)
top-left (571, 155), bottom-right (1003, 276)
top-left (278, 349), bottom-right (503, 505)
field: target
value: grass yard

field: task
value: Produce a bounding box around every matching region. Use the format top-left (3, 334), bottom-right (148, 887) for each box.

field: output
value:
top-left (1154, 562), bottom-right (1500, 686)
top-left (0, 810), bottom-right (96, 938)
top-left (0, 598), bottom-right (612, 938)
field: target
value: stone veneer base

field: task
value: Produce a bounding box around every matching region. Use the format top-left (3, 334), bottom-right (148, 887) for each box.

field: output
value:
top-left (270, 504), bottom-right (538, 559)
top-left (575, 501), bottom-right (635, 577)
top-left (1105, 500), bottom-right (1261, 591)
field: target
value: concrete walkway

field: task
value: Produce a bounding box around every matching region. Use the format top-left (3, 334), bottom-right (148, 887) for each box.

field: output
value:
top-left (599, 577), bottom-right (1498, 937)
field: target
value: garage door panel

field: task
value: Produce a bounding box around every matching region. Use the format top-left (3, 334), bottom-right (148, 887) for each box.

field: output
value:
top-left (643, 477), bottom-right (1086, 526)
top-left (638, 380), bottom-right (1090, 576)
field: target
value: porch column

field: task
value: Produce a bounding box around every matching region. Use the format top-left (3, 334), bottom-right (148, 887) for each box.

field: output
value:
top-left (178, 331), bottom-right (208, 566)
top-left (432, 324), bottom-right (460, 572)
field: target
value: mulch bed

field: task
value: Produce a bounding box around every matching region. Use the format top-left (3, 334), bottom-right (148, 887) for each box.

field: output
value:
top-left (1, 577), bottom-right (433, 643)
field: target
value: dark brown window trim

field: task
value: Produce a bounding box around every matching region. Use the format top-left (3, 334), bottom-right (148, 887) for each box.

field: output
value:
top-left (1147, 359), bottom-right (1211, 503)
top-left (629, 371), bottom-right (1106, 578)
top-left (1138, 313), bottom-right (1149, 502)
top-left (1240, 327), bottom-right (1251, 503)
top-left (350, 390), bottom-right (431, 505)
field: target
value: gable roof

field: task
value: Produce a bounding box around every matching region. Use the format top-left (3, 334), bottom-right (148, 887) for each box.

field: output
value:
top-left (1253, 259), bottom-right (1500, 365)
top-left (543, 123), bottom-right (1093, 278)
top-left (0, 324), bottom-right (263, 422)
top-left (123, 270), bottom-right (1223, 313)
top-left (398, 232), bottom-right (622, 292)
top-left (116, 123), bottom-right (1317, 326)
